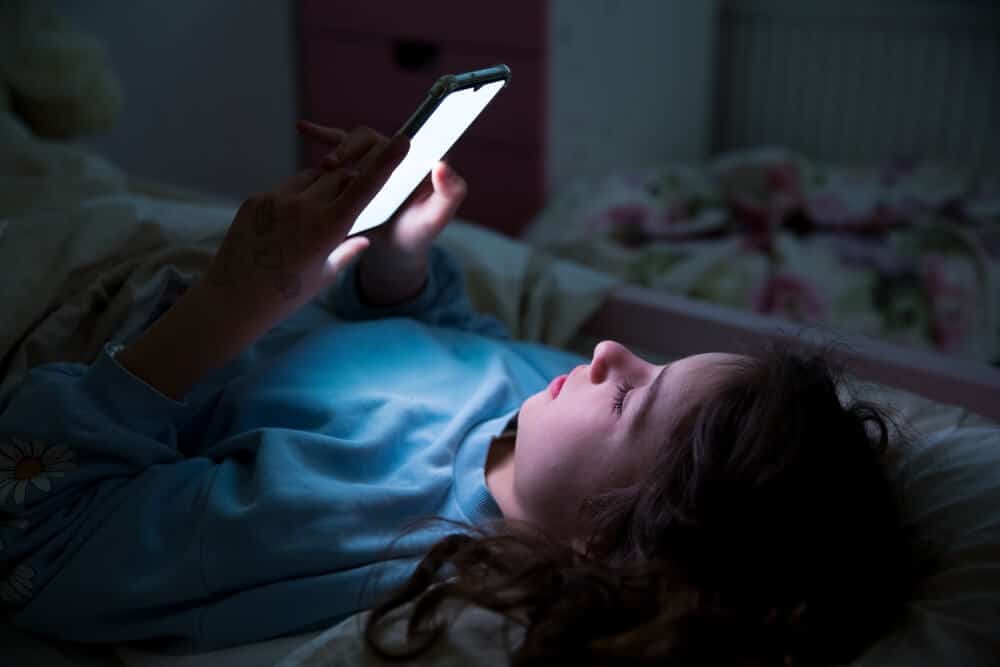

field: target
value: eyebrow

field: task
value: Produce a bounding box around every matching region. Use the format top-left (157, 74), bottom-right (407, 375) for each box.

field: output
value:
top-left (630, 363), bottom-right (671, 435)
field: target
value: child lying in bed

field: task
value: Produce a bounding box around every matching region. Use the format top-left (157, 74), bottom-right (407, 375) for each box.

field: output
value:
top-left (0, 124), bottom-right (910, 665)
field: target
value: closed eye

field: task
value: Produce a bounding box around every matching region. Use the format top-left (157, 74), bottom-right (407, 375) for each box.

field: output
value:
top-left (612, 381), bottom-right (634, 416)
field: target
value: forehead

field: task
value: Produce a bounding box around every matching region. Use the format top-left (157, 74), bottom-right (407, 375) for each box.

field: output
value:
top-left (635, 352), bottom-right (746, 435)
top-left (673, 352), bottom-right (745, 379)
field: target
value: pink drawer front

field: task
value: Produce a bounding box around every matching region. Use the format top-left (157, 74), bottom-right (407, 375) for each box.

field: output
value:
top-left (448, 140), bottom-right (545, 236)
top-left (302, 35), bottom-right (545, 149)
top-left (300, 0), bottom-right (546, 52)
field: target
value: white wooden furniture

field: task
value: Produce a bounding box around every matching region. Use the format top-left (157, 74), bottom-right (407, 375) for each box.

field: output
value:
top-left (585, 284), bottom-right (1000, 423)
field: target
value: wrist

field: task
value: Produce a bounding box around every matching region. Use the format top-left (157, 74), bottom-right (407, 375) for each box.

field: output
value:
top-left (116, 281), bottom-right (262, 399)
top-left (357, 245), bottom-right (430, 307)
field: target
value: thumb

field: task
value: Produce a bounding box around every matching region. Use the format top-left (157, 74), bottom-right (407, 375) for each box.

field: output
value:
top-left (431, 162), bottom-right (467, 201)
top-left (422, 162), bottom-right (467, 229)
top-left (322, 235), bottom-right (370, 283)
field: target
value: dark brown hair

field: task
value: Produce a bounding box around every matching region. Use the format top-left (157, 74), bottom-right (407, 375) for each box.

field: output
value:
top-left (365, 345), bottom-right (912, 665)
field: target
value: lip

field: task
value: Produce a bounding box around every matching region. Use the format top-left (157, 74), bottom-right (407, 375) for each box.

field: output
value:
top-left (548, 374), bottom-right (567, 399)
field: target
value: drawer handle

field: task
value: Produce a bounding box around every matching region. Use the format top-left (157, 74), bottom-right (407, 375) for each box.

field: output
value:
top-left (392, 39), bottom-right (440, 71)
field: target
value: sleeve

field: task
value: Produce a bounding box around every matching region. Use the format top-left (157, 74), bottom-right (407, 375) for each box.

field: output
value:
top-left (329, 245), bottom-right (510, 338)
top-left (0, 342), bottom-right (188, 514)
top-left (0, 344), bottom-right (211, 641)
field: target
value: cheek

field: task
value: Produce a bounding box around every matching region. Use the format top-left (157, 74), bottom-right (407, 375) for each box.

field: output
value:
top-left (512, 447), bottom-right (585, 532)
top-left (513, 426), bottom-right (582, 498)
top-left (515, 427), bottom-right (602, 498)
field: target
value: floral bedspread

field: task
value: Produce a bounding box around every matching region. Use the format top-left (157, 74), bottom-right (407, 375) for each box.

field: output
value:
top-left (524, 148), bottom-right (1000, 365)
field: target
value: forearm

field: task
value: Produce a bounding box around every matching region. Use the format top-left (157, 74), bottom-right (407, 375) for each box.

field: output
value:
top-left (116, 282), bottom-right (266, 400)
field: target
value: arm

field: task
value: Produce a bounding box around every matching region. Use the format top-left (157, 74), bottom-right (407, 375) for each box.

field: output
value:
top-left (115, 278), bottom-right (263, 402)
top-left (118, 130), bottom-right (410, 400)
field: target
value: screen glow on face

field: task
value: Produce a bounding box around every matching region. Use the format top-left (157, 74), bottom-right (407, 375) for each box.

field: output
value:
top-left (348, 79), bottom-right (505, 236)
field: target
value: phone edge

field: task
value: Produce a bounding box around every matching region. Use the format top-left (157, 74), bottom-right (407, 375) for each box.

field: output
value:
top-left (397, 64), bottom-right (511, 139)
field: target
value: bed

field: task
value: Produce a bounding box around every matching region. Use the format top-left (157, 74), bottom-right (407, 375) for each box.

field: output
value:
top-left (527, 0), bottom-right (1000, 377)
top-left (2, 139), bottom-right (998, 667)
top-left (525, 150), bottom-right (1000, 379)
top-left (2, 3), bottom-right (999, 666)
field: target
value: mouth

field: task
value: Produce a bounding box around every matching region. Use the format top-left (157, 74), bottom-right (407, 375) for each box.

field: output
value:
top-left (548, 374), bottom-right (568, 399)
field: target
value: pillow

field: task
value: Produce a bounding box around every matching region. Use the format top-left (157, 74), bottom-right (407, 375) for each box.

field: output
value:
top-left (278, 425), bottom-right (1000, 666)
top-left (853, 426), bottom-right (1000, 666)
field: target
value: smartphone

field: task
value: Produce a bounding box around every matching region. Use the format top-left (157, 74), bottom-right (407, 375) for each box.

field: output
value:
top-left (348, 64), bottom-right (511, 236)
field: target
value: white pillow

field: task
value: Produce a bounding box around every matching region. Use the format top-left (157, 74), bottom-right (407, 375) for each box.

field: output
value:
top-left (280, 426), bottom-right (1000, 666)
top-left (853, 426), bottom-right (1000, 666)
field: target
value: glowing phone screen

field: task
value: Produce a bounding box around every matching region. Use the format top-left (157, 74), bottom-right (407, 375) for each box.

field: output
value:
top-left (348, 79), bottom-right (505, 236)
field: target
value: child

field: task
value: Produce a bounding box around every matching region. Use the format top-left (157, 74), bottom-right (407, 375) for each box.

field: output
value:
top-left (0, 125), bottom-right (909, 663)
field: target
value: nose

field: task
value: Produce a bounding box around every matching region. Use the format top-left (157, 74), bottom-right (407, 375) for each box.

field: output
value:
top-left (589, 340), bottom-right (631, 384)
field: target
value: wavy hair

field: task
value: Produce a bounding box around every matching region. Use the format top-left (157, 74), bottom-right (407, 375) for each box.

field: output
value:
top-left (364, 345), bottom-right (913, 665)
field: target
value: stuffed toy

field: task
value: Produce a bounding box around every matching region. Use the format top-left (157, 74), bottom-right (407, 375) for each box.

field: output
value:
top-left (0, 0), bottom-right (121, 139)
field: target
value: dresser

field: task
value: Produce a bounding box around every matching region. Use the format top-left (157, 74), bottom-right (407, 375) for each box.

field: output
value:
top-left (298, 1), bottom-right (548, 237)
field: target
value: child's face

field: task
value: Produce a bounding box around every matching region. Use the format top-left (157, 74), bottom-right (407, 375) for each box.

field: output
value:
top-left (508, 342), bottom-right (743, 538)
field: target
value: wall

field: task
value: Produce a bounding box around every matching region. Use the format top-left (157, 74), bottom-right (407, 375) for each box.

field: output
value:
top-left (715, 0), bottom-right (1000, 171)
top-left (547, 0), bottom-right (718, 190)
top-left (53, 1), bottom-right (717, 200)
top-left (53, 0), bottom-right (298, 201)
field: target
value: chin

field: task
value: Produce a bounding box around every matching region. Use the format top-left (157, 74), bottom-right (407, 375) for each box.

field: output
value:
top-left (519, 391), bottom-right (545, 419)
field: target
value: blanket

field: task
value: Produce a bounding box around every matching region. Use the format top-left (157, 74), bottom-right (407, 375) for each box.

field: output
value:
top-left (525, 148), bottom-right (1000, 365)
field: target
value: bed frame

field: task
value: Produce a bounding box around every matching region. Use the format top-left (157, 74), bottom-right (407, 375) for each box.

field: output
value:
top-left (584, 284), bottom-right (1000, 424)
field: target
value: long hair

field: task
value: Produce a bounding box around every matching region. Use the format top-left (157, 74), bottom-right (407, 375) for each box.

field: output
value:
top-left (364, 345), bottom-right (913, 666)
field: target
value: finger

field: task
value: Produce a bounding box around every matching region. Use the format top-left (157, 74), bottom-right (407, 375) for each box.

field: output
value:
top-left (431, 162), bottom-right (467, 203)
top-left (323, 235), bottom-right (370, 279)
top-left (321, 126), bottom-right (384, 169)
top-left (302, 165), bottom-right (360, 201)
top-left (420, 162), bottom-right (467, 227)
top-left (296, 120), bottom-right (347, 147)
top-left (273, 168), bottom-right (323, 197)
top-left (326, 134), bottom-right (410, 235)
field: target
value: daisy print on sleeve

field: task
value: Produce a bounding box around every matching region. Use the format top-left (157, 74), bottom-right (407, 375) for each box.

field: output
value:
top-left (0, 438), bottom-right (77, 506)
top-left (0, 564), bottom-right (35, 606)
top-left (0, 515), bottom-right (28, 555)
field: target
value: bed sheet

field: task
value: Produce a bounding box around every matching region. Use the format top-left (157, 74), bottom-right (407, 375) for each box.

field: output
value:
top-left (525, 148), bottom-right (1000, 366)
top-left (115, 633), bottom-right (324, 667)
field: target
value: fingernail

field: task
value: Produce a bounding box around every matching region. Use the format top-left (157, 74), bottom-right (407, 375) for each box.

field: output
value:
top-left (322, 153), bottom-right (339, 168)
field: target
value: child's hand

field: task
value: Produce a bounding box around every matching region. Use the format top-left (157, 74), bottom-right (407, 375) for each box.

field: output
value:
top-left (298, 121), bottom-right (467, 305)
top-left (116, 129), bottom-right (409, 400)
top-left (202, 130), bottom-right (409, 326)
top-left (379, 160), bottom-right (467, 259)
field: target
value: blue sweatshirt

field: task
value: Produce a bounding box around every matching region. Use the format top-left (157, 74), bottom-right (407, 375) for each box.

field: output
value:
top-left (0, 247), bottom-right (584, 653)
